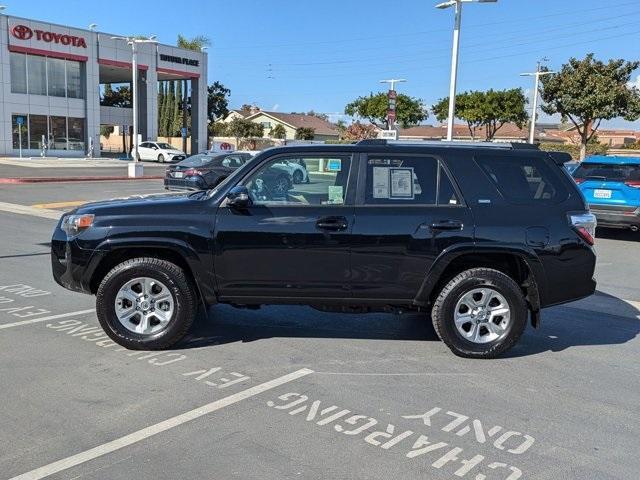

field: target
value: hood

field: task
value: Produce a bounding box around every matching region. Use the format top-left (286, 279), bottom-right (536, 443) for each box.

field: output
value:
top-left (74, 191), bottom-right (205, 216)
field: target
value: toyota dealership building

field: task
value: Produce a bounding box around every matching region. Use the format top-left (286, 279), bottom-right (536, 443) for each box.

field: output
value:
top-left (2, 15), bottom-right (208, 157)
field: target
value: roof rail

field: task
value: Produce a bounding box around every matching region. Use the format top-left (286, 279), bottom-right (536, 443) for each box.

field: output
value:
top-left (356, 139), bottom-right (540, 150)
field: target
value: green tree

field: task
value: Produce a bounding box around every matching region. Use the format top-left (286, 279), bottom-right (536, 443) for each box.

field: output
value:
top-left (177, 34), bottom-right (211, 51)
top-left (172, 80), bottom-right (184, 136)
top-left (226, 118), bottom-right (264, 147)
top-left (207, 81), bottom-right (231, 121)
top-left (269, 124), bottom-right (287, 139)
top-left (540, 54), bottom-right (640, 159)
top-left (100, 125), bottom-right (114, 139)
top-left (345, 92), bottom-right (428, 129)
top-left (161, 81), bottom-right (175, 136)
top-left (101, 84), bottom-right (131, 107)
top-left (432, 89), bottom-right (528, 141)
top-left (209, 121), bottom-right (228, 137)
top-left (295, 127), bottom-right (315, 140)
top-left (342, 122), bottom-right (379, 141)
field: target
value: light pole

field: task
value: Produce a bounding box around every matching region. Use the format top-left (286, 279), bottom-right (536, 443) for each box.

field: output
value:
top-left (380, 79), bottom-right (406, 133)
top-left (88, 23), bottom-right (97, 31)
top-left (436, 0), bottom-right (497, 141)
top-left (112, 35), bottom-right (157, 177)
top-left (520, 59), bottom-right (555, 144)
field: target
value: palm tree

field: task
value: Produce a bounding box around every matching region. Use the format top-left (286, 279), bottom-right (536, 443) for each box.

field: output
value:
top-left (177, 34), bottom-right (211, 51)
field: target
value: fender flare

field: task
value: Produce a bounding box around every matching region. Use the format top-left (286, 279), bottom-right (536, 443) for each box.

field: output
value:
top-left (89, 237), bottom-right (216, 306)
top-left (413, 243), bottom-right (546, 313)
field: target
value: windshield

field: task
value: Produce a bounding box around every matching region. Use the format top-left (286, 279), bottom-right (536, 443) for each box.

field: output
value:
top-left (156, 143), bottom-right (174, 150)
top-left (573, 162), bottom-right (640, 182)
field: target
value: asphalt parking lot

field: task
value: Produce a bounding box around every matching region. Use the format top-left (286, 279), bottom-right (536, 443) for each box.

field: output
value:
top-left (0, 179), bottom-right (639, 480)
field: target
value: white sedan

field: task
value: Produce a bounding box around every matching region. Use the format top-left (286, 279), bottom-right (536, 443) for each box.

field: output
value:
top-left (137, 142), bottom-right (186, 163)
top-left (274, 159), bottom-right (309, 184)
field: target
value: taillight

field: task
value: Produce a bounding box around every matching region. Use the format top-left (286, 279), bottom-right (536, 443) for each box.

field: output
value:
top-left (573, 178), bottom-right (585, 184)
top-left (570, 212), bottom-right (597, 246)
top-left (624, 180), bottom-right (640, 189)
top-left (184, 168), bottom-right (203, 176)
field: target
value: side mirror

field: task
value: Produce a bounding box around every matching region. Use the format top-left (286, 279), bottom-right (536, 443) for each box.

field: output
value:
top-left (226, 185), bottom-right (251, 209)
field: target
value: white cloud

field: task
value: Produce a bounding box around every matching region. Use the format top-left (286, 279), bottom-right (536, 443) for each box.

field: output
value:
top-left (271, 103), bottom-right (280, 111)
top-left (628, 75), bottom-right (640, 90)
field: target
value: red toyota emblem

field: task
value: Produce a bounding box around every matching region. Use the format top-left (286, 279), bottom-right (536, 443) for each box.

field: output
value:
top-left (11, 24), bottom-right (33, 40)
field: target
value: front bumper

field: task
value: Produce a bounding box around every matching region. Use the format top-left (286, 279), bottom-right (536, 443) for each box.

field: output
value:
top-left (51, 224), bottom-right (104, 295)
top-left (590, 204), bottom-right (640, 229)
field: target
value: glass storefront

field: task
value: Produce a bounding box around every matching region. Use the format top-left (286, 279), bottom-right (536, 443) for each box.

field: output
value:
top-left (11, 52), bottom-right (84, 99)
top-left (11, 114), bottom-right (85, 151)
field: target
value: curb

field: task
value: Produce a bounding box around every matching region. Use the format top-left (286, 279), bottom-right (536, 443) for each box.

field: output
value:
top-left (0, 176), bottom-right (164, 184)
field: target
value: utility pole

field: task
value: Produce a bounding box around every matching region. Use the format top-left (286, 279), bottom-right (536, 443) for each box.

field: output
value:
top-left (436, 0), bottom-right (498, 141)
top-left (379, 79), bottom-right (406, 133)
top-left (520, 59), bottom-right (555, 144)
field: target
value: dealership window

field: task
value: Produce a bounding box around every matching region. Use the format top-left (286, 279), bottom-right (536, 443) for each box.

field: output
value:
top-left (50, 117), bottom-right (68, 150)
top-left (10, 52), bottom-right (27, 94)
top-left (68, 118), bottom-right (85, 151)
top-left (11, 114), bottom-right (28, 149)
top-left (28, 115), bottom-right (48, 149)
top-left (27, 55), bottom-right (47, 96)
top-left (47, 57), bottom-right (66, 98)
top-left (67, 61), bottom-right (83, 99)
top-left (11, 114), bottom-right (85, 151)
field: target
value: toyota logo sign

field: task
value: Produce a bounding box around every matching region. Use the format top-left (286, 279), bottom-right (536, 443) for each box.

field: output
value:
top-left (11, 25), bottom-right (33, 40)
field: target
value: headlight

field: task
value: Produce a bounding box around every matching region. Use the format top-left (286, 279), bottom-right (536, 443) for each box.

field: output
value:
top-left (61, 214), bottom-right (94, 237)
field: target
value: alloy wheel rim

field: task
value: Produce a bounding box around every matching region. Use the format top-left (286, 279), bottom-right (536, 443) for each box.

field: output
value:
top-left (114, 277), bottom-right (175, 335)
top-left (454, 287), bottom-right (511, 344)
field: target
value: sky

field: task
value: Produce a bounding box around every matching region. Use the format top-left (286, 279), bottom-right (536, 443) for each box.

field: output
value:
top-left (9, 0), bottom-right (640, 128)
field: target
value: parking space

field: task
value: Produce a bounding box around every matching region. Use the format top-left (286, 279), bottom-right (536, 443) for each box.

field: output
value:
top-left (0, 180), bottom-right (639, 480)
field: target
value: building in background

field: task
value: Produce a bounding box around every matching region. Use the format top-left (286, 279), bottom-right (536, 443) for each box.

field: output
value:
top-left (3, 15), bottom-right (208, 157)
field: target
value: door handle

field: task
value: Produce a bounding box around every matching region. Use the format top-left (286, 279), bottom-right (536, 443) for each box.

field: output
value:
top-left (316, 216), bottom-right (348, 231)
top-left (431, 220), bottom-right (463, 231)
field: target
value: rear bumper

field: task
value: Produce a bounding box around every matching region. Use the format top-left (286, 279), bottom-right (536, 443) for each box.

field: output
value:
top-left (164, 177), bottom-right (206, 191)
top-left (589, 204), bottom-right (640, 229)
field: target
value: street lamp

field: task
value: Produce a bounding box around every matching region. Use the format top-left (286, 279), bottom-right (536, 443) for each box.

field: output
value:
top-left (520, 58), bottom-right (555, 144)
top-left (111, 35), bottom-right (158, 177)
top-left (436, 0), bottom-right (498, 141)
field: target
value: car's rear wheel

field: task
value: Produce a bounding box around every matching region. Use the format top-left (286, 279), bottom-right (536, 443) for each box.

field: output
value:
top-left (431, 268), bottom-right (527, 359)
top-left (292, 170), bottom-right (304, 184)
top-left (158, 154), bottom-right (165, 163)
top-left (96, 258), bottom-right (197, 350)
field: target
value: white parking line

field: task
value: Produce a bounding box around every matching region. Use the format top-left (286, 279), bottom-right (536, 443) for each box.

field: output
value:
top-left (0, 202), bottom-right (64, 220)
top-left (9, 368), bottom-right (314, 480)
top-left (0, 309), bottom-right (95, 330)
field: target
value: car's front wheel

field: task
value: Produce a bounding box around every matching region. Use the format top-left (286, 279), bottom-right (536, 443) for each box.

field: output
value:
top-left (292, 169), bottom-right (304, 184)
top-left (431, 268), bottom-right (527, 359)
top-left (96, 258), bottom-right (197, 350)
top-left (158, 154), bottom-right (165, 163)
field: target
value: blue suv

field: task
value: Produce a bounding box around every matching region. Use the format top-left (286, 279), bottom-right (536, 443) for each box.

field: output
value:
top-left (573, 155), bottom-right (640, 232)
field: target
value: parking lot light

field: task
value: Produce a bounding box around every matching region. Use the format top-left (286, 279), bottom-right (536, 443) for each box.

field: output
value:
top-left (436, 0), bottom-right (498, 141)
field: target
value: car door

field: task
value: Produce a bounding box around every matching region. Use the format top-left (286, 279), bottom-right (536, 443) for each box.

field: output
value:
top-left (138, 142), bottom-right (152, 160)
top-left (350, 152), bottom-right (474, 301)
top-left (213, 152), bottom-right (357, 300)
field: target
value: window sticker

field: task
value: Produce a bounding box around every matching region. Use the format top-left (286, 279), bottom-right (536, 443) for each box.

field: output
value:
top-left (390, 167), bottom-right (414, 199)
top-left (327, 159), bottom-right (342, 172)
top-left (373, 167), bottom-right (390, 199)
top-left (328, 185), bottom-right (344, 204)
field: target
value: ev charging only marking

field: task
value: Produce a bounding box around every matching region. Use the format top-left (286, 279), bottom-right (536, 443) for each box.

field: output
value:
top-left (9, 368), bottom-right (314, 480)
top-left (0, 309), bottom-right (95, 330)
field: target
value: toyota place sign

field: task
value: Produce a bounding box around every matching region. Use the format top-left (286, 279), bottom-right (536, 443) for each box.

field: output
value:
top-left (11, 24), bottom-right (87, 48)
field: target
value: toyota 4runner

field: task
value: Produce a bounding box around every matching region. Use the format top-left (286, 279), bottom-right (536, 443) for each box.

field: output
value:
top-left (51, 141), bottom-right (597, 358)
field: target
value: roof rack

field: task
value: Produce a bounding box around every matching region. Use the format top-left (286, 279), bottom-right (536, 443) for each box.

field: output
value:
top-left (356, 139), bottom-right (539, 150)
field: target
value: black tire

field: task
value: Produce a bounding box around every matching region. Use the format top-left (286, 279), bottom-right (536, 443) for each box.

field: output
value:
top-left (292, 169), bottom-right (304, 184)
top-left (136, 153), bottom-right (141, 162)
top-left (96, 258), bottom-right (197, 350)
top-left (274, 175), bottom-right (291, 194)
top-left (431, 268), bottom-right (527, 359)
top-left (158, 154), bottom-right (165, 163)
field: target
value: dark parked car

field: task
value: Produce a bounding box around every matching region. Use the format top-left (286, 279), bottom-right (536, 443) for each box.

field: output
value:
top-left (164, 152), bottom-right (254, 191)
top-left (52, 141), bottom-right (596, 358)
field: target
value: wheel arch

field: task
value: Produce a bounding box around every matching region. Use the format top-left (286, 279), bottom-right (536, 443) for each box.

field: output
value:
top-left (415, 245), bottom-right (546, 326)
top-left (88, 239), bottom-right (214, 307)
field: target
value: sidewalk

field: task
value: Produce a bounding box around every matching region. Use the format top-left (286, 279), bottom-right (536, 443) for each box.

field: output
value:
top-left (0, 157), bottom-right (166, 182)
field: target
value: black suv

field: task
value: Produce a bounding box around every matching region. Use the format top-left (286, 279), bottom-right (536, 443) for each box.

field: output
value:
top-left (51, 141), bottom-right (597, 358)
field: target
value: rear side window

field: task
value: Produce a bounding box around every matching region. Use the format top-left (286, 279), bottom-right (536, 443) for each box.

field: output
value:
top-left (475, 155), bottom-right (568, 204)
top-left (364, 155), bottom-right (461, 206)
top-left (573, 162), bottom-right (640, 182)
